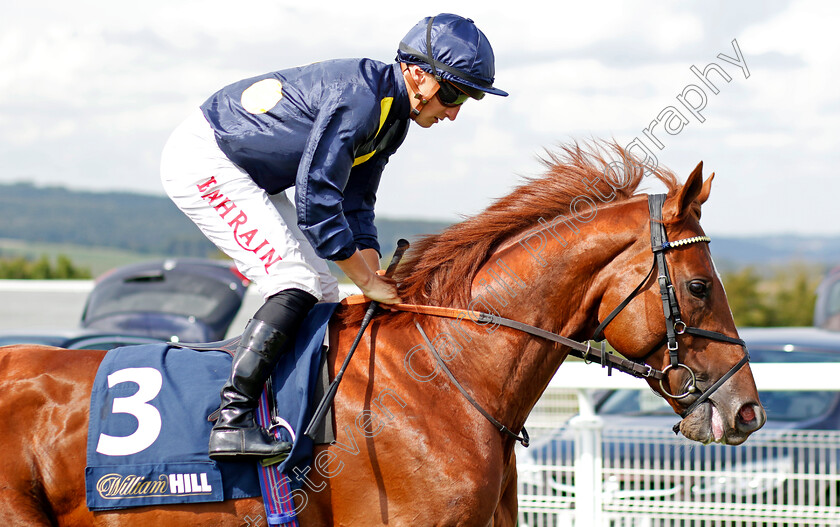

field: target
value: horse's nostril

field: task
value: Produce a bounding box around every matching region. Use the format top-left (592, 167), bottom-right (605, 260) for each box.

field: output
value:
top-left (736, 403), bottom-right (766, 435)
top-left (739, 404), bottom-right (756, 423)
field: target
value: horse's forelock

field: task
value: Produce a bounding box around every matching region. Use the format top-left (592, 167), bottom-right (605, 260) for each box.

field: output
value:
top-left (391, 141), bottom-right (681, 308)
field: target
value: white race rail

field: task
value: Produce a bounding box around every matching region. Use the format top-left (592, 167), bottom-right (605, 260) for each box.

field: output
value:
top-left (550, 362), bottom-right (840, 392)
top-left (519, 363), bottom-right (840, 527)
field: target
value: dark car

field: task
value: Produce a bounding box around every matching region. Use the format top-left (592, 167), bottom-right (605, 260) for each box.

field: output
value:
top-left (0, 258), bottom-right (250, 348)
top-left (80, 258), bottom-right (250, 342)
top-left (517, 327), bottom-right (840, 525)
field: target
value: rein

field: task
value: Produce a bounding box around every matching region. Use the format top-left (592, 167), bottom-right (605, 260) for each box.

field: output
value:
top-left (341, 298), bottom-right (666, 448)
top-left (384, 302), bottom-right (662, 380)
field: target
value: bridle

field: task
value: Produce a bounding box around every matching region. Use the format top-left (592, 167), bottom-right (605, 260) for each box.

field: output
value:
top-left (384, 193), bottom-right (750, 446)
top-left (591, 194), bottom-right (750, 425)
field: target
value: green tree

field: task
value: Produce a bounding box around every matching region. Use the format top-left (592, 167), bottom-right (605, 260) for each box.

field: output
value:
top-left (764, 265), bottom-right (819, 326)
top-left (721, 267), bottom-right (772, 327)
top-left (0, 257), bottom-right (28, 279)
top-left (0, 254), bottom-right (91, 279)
top-left (31, 255), bottom-right (53, 279)
top-left (54, 254), bottom-right (88, 279)
top-left (721, 263), bottom-right (820, 327)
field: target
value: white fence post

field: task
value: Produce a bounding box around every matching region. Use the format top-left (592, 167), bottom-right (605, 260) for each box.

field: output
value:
top-left (569, 389), bottom-right (604, 527)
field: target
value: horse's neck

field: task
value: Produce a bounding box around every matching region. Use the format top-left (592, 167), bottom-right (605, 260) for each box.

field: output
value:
top-left (446, 203), bottom-right (643, 432)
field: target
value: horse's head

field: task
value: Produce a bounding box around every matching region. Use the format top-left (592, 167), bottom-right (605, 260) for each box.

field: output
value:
top-left (597, 161), bottom-right (765, 445)
top-left (393, 142), bottom-right (765, 445)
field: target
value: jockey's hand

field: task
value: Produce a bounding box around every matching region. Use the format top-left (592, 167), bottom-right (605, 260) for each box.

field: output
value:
top-left (335, 250), bottom-right (403, 305)
top-left (359, 273), bottom-right (402, 305)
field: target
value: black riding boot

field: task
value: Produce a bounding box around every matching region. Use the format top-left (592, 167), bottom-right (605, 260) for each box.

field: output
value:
top-left (208, 288), bottom-right (317, 461)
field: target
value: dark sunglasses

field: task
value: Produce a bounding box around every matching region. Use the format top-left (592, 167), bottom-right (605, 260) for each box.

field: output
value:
top-left (436, 80), bottom-right (473, 107)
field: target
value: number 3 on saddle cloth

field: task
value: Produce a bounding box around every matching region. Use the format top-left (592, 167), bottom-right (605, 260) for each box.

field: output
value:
top-left (84, 302), bottom-right (338, 513)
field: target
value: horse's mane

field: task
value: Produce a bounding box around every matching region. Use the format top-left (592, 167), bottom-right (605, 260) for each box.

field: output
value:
top-left (337, 141), bottom-right (680, 325)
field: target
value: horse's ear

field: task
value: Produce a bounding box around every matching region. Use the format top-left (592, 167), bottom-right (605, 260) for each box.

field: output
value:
top-left (664, 161), bottom-right (705, 220)
top-left (698, 172), bottom-right (714, 205)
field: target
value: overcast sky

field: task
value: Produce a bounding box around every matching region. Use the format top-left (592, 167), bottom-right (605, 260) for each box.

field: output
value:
top-left (2, 0), bottom-right (838, 236)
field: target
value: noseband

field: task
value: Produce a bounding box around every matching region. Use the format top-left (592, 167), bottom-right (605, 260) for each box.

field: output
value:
top-left (591, 194), bottom-right (750, 423)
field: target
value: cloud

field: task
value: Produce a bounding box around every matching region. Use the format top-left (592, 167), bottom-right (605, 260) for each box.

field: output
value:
top-left (1, 0), bottom-right (839, 236)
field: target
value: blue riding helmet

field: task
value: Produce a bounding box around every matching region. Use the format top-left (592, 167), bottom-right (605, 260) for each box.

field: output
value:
top-left (396, 13), bottom-right (508, 99)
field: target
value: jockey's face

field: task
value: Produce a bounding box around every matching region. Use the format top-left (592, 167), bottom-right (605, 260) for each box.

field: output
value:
top-left (403, 65), bottom-right (462, 128)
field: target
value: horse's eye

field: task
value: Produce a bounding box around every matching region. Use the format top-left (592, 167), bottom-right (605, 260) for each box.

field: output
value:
top-left (688, 281), bottom-right (708, 298)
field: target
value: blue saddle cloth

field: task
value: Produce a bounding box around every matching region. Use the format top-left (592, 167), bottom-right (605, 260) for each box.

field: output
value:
top-left (85, 302), bottom-right (337, 511)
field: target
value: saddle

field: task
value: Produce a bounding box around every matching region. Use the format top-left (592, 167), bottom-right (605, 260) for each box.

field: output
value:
top-left (85, 302), bottom-right (337, 511)
top-left (173, 333), bottom-right (335, 445)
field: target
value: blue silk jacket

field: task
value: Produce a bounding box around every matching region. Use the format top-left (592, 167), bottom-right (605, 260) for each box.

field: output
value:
top-left (201, 59), bottom-right (411, 261)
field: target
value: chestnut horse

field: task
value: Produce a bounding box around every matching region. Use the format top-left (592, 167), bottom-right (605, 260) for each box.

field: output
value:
top-left (0, 144), bottom-right (765, 526)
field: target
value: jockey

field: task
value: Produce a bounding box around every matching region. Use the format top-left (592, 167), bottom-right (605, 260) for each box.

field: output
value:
top-left (160, 13), bottom-right (507, 461)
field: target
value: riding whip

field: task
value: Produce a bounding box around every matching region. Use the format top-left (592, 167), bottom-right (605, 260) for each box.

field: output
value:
top-left (303, 238), bottom-right (410, 440)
